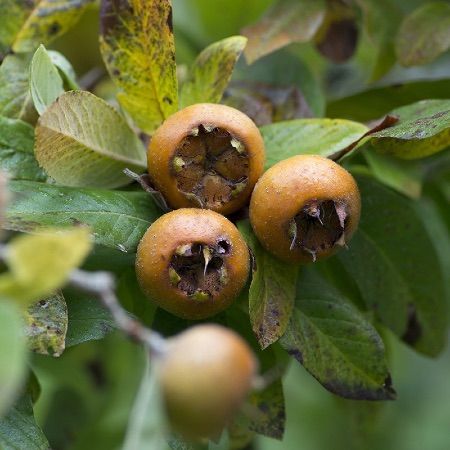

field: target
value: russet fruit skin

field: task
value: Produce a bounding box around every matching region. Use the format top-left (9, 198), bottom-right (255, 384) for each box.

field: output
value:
top-left (249, 155), bottom-right (361, 264)
top-left (135, 208), bottom-right (250, 320)
top-left (159, 324), bottom-right (257, 440)
top-left (147, 103), bottom-right (265, 215)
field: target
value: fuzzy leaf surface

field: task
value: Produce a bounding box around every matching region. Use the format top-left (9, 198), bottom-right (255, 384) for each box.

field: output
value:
top-left (260, 118), bottom-right (368, 169)
top-left (34, 91), bottom-right (146, 188)
top-left (5, 180), bottom-right (159, 252)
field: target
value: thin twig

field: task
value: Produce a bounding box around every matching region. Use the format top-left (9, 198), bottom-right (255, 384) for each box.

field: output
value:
top-left (69, 269), bottom-right (167, 356)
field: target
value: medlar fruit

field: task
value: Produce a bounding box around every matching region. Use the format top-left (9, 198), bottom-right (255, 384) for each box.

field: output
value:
top-left (147, 103), bottom-right (265, 215)
top-left (249, 155), bottom-right (361, 264)
top-left (159, 324), bottom-right (257, 441)
top-left (135, 208), bottom-right (250, 319)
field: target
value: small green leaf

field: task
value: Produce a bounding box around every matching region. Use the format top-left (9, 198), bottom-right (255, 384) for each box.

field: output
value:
top-left (260, 118), bottom-right (368, 169)
top-left (5, 180), bottom-right (160, 252)
top-left (280, 267), bottom-right (394, 400)
top-left (24, 291), bottom-right (68, 357)
top-left (338, 175), bottom-right (448, 357)
top-left (123, 357), bottom-right (169, 450)
top-left (0, 227), bottom-right (92, 307)
top-left (64, 287), bottom-right (115, 347)
top-left (180, 36), bottom-right (247, 108)
top-left (11, 0), bottom-right (95, 53)
top-left (396, 2), bottom-right (450, 67)
top-left (365, 150), bottom-right (422, 199)
top-left (242, 0), bottom-right (326, 64)
top-left (239, 220), bottom-right (297, 349)
top-left (0, 300), bottom-right (27, 417)
top-left (30, 45), bottom-right (65, 115)
top-left (34, 90), bottom-right (147, 188)
top-left (0, 116), bottom-right (46, 181)
top-left (369, 99), bottom-right (450, 159)
top-left (47, 50), bottom-right (79, 90)
top-left (0, 54), bottom-right (36, 123)
top-left (0, 392), bottom-right (49, 449)
top-left (99, 0), bottom-right (178, 133)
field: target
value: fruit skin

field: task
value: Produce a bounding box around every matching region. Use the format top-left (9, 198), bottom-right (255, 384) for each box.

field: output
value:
top-left (159, 324), bottom-right (257, 441)
top-left (249, 155), bottom-right (361, 264)
top-left (135, 208), bottom-right (250, 320)
top-left (147, 103), bottom-right (265, 215)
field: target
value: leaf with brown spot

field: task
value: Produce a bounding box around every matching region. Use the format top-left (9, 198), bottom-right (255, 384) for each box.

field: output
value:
top-left (99, 0), bottom-right (178, 133)
top-left (180, 36), bottom-right (247, 108)
top-left (238, 220), bottom-right (297, 350)
top-left (242, 0), bottom-right (326, 64)
top-left (396, 2), bottom-right (450, 67)
top-left (24, 291), bottom-right (68, 357)
top-left (280, 266), bottom-right (395, 400)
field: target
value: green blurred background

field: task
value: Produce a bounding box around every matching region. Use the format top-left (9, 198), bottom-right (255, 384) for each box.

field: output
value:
top-left (34, 1), bottom-right (450, 449)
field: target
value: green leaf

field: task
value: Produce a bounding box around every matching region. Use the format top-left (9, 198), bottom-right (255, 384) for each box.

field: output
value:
top-left (0, 227), bottom-right (92, 307)
top-left (34, 90), bottom-right (147, 188)
top-left (242, 0), bottom-right (326, 64)
top-left (47, 50), bottom-right (79, 90)
top-left (9, 0), bottom-right (94, 53)
top-left (0, 300), bottom-right (27, 417)
top-left (0, 116), bottom-right (46, 181)
top-left (0, 392), bottom-right (49, 449)
top-left (338, 175), bottom-right (448, 356)
top-left (369, 99), bottom-right (450, 159)
top-left (0, 54), bottom-right (36, 123)
top-left (123, 357), bottom-right (169, 450)
top-left (64, 287), bottom-right (115, 347)
top-left (24, 292), bottom-right (68, 357)
top-left (99, 0), bottom-right (178, 133)
top-left (180, 36), bottom-right (247, 108)
top-left (280, 267), bottom-right (394, 400)
top-left (260, 118), bottom-right (368, 169)
top-left (326, 78), bottom-right (450, 122)
top-left (5, 180), bottom-right (160, 252)
top-left (356, 0), bottom-right (402, 81)
top-left (0, 0), bottom-right (34, 55)
top-left (396, 2), bottom-right (450, 67)
top-left (30, 45), bottom-right (65, 115)
top-left (238, 220), bottom-right (297, 350)
top-left (365, 150), bottom-right (422, 199)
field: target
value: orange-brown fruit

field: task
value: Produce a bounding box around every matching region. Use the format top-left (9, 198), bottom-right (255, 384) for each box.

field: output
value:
top-left (147, 103), bottom-right (265, 215)
top-left (249, 155), bottom-right (361, 264)
top-left (135, 209), bottom-right (250, 319)
top-left (159, 324), bottom-right (257, 441)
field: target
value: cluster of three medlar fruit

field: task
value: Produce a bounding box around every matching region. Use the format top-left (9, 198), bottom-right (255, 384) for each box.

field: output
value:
top-left (134, 103), bottom-right (361, 441)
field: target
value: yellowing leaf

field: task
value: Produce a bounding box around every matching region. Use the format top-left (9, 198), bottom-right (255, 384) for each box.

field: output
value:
top-left (180, 36), bottom-right (247, 108)
top-left (242, 0), bottom-right (326, 64)
top-left (0, 228), bottom-right (92, 307)
top-left (35, 91), bottom-right (147, 188)
top-left (12, 0), bottom-right (94, 53)
top-left (99, 0), bottom-right (178, 133)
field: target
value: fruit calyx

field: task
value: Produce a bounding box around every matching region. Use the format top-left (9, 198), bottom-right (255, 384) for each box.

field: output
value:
top-left (169, 239), bottom-right (231, 300)
top-left (172, 124), bottom-right (249, 209)
top-left (288, 199), bottom-right (348, 262)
